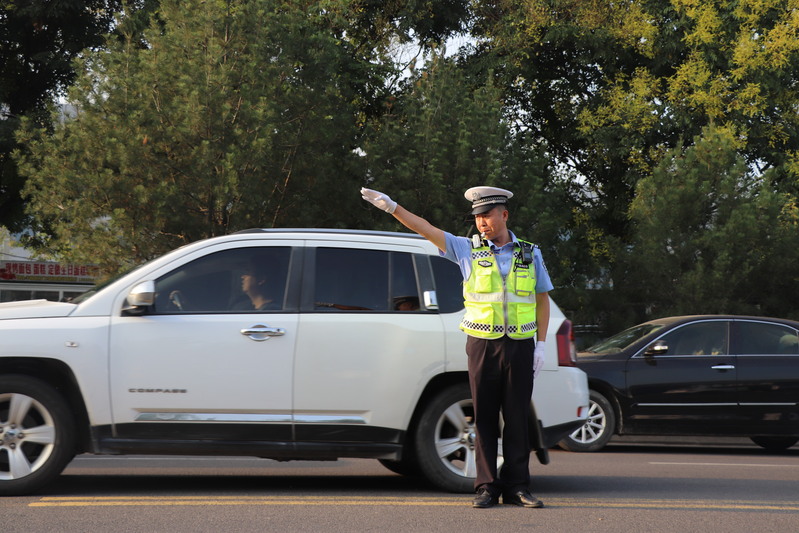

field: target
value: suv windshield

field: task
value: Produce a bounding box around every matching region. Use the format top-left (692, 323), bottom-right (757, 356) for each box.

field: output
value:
top-left (70, 263), bottom-right (144, 304)
top-left (584, 323), bottom-right (665, 354)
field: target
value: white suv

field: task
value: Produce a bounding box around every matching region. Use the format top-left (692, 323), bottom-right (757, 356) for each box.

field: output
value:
top-left (0, 229), bottom-right (588, 495)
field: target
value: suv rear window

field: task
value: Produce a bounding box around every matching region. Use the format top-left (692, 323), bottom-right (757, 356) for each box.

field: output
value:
top-left (431, 256), bottom-right (464, 313)
top-left (313, 248), bottom-right (420, 312)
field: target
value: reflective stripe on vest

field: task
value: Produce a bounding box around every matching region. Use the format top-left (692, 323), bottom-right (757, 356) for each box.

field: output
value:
top-left (461, 242), bottom-right (537, 340)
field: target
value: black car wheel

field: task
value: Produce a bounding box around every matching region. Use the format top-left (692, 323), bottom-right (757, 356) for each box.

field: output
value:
top-left (0, 375), bottom-right (76, 496)
top-left (559, 389), bottom-right (615, 452)
top-left (750, 436), bottom-right (799, 451)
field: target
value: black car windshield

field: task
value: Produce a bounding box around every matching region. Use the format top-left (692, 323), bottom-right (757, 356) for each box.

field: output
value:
top-left (585, 323), bottom-right (665, 354)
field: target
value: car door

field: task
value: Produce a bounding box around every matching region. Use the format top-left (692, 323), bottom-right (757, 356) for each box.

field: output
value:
top-left (108, 243), bottom-right (299, 442)
top-left (624, 319), bottom-right (738, 434)
top-left (732, 319), bottom-right (799, 433)
top-left (291, 243), bottom-right (446, 444)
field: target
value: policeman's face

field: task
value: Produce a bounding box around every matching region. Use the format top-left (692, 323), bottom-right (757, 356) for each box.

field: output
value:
top-left (474, 206), bottom-right (508, 240)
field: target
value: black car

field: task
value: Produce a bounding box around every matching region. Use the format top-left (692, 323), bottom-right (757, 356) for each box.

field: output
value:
top-left (559, 315), bottom-right (799, 452)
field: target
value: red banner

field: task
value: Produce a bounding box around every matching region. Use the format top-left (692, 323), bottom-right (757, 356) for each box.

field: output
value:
top-left (0, 261), bottom-right (100, 283)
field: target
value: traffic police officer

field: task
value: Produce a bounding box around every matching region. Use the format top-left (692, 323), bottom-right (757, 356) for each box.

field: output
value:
top-left (361, 185), bottom-right (552, 509)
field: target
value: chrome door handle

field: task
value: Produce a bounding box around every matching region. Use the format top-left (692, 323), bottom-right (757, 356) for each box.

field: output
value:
top-left (711, 364), bottom-right (735, 371)
top-left (241, 324), bottom-right (285, 342)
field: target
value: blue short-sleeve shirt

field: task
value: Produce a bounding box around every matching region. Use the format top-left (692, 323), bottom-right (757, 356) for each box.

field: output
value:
top-left (440, 231), bottom-right (553, 293)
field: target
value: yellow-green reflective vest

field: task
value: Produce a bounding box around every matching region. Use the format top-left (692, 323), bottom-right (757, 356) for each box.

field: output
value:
top-left (461, 241), bottom-right (537, 340)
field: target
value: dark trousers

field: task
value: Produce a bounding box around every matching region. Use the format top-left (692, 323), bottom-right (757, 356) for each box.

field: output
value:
top-left (466, 335), bottom-right (535, 494)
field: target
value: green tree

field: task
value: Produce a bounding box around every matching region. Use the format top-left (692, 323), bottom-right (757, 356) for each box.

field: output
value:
top-left (467, 0), bottom-right (799, 216)
top-left (17, 0), bottom-right (384, 274)
top-left (361, 53), bottom-right (508, 234)
top-left (12, 0), bottom-right (799, 324)
top-left (460, 0), bottom-right (799, 326)
top-left (628, 125), bottom-right (799, 320)
top-left (359, 52), bottom-right (570, 246)
top-left (359, 52), bottom-right (582, 324)
top-left (1, 0), bottom-right (126, 232)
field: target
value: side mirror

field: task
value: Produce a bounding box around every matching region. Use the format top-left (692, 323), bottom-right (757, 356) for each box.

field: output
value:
top-left (123, 281), bottom-right (156, 315)
top-left (644, 340), bottom-right (669, 356)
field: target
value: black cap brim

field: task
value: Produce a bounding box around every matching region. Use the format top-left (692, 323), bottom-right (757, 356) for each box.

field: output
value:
top-left (470, 202), bottom-right (506, 215)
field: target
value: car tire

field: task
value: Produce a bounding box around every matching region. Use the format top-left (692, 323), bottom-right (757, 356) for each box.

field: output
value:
top-left (0, 375), bottom-right (77, 496)
top-left (750, 436), bottom-right (799, 451)
top-left (558, 389), bottom-right (615, 452)
top-left (413, 383), bottom-right (482, 493)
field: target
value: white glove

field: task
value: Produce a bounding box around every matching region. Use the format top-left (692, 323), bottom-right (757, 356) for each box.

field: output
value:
top-left (533, 340), bottom-right (546, 379)
top-left (361, 187), bottom-right (397, 214)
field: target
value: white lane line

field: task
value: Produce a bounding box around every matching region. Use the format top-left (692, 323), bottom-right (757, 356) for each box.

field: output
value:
top-left (650, 462), bottom-right (799, 467)
top-left (70, 456), bottom-right (259, 462)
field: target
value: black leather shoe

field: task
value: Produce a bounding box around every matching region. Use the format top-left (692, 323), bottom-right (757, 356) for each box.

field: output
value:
top-left (503, 490), bottom-right (544, 508)
top-left (472, 488), bottom-right (499, 509)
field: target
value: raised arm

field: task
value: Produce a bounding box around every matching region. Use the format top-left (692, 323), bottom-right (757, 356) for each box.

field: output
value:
top-left (361, 188), bottom-right (447, 252)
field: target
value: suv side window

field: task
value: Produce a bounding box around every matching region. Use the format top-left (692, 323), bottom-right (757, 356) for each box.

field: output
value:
top-left (313, 248), bottom-right (420, 312)
top-left (153, 247), bottom-right (291, 313)
top-left (431, 256), bottom-right (465, 313)
top-left (391, 251), bottom-right (421, 311)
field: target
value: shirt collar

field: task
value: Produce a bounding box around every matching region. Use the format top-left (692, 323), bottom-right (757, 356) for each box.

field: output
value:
top-left (487, 231), bottom-right (518, 252)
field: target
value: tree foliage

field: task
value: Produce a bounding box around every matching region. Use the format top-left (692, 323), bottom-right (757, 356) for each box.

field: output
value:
top-left (18, 0), bottom-right (384, 273)
top-left (10, 0), bottom-right (799, 326)
top-left (628, 125), bottom-right (799, 321)
top-left (360, 52), bottom-right (572, 270)
top-left (1, 0), bottom-right (123, 231)
top-left (462, 0), bottom-right (799, 325)
top-left (361, 54), bottom-right (508, 233)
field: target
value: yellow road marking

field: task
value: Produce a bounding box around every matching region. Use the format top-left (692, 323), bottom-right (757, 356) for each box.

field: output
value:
top-left (29, 496), bottom-right (799, 511)
top-left (31, 496), bottom-right (458, 507)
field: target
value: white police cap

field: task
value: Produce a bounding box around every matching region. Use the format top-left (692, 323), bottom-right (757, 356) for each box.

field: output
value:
top-left (464, 186), bottom-right (513, 214)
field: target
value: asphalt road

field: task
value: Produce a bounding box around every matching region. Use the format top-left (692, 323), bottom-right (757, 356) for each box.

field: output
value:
top-left (3, 438), bottom-right (798, 533)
